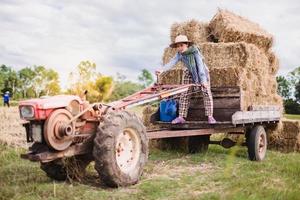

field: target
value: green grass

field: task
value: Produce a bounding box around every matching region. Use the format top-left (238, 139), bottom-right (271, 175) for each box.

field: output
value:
top-left (1, 144), bottom-right (300, 200)
top-left (284, 114), bottom-right (300, 120)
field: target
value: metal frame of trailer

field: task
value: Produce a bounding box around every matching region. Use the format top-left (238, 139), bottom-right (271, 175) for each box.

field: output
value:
top-left (21, 83), bottom-right (281, 162)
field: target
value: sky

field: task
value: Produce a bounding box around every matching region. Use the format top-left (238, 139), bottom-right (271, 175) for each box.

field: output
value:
top-left (1, 0), bottom-right (300, 89)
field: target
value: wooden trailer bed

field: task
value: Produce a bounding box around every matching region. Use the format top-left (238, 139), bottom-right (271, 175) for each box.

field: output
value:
top-left (145, 86), bottom-right (280, 139)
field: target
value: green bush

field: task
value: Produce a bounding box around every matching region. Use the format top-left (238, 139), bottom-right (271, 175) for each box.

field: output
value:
top-left (284, 99), bottom-right (300, 114)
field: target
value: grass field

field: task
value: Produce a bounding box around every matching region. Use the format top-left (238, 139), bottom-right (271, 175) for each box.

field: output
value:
top-left (284, 114), bottom-right (300, 120)
top-left (0, 107), bottom-right (299, 199)
top-left (1, 144), bottom-right (300, 200)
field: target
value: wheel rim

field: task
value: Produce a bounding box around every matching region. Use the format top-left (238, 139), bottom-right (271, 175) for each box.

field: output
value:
top-left (258, 132), bottom-right (266, 157)
top-left (44, 109), bottom-right (75, 151)
top-left (115, 128), bottom-right (141, 174)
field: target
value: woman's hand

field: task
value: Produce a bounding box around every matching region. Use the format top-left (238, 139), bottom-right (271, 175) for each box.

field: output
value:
top-left (201, 82), bottom-right (208, 89)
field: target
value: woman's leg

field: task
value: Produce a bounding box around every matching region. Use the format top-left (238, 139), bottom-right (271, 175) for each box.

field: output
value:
top-left (200, 82), bottom-right (216, 124)
top-left (178, 69), bottom-right (193, 118)
top-left (201, 84), bottom-right (213, 117)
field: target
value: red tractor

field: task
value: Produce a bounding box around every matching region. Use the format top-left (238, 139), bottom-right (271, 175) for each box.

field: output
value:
top-left (19, 84), bottom-right (280, 187)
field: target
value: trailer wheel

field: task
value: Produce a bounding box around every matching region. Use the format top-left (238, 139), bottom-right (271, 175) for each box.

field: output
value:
top-left (247, 125), bottom-right (267, 161)
top-left (93, 111), bottom-right (149, 187)
top-left (188, 135), bottom-right (210, 153)
top-left (40, 155), bottom-right (92, 181)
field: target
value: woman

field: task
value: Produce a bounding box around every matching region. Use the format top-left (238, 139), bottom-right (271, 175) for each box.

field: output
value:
top-left (157, 35), bottom-right (216, 124)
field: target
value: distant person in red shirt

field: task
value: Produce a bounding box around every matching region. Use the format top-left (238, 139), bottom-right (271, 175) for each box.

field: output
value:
top-left (3, 91), bottom-right (10, 107)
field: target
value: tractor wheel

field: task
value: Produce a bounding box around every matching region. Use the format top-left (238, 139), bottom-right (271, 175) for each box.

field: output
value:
top-left (40, 154), bottom-right (92, 181)
top-left (247, 125), bottom-right (267, 161)
top-left (93, 111), bottom-right (149, 187)
top-left (188, 135), bottom-right (210, 153)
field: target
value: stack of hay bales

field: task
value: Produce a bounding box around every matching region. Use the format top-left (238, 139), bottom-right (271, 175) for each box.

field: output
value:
top-left (159, 9), bottom-right (282, 111)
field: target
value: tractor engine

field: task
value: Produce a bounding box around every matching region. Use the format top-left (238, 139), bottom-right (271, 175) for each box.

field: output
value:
top-left (19, 95), bottom-right (100, 151)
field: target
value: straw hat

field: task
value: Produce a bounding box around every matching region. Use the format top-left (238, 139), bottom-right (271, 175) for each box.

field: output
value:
top-left (170, 35), bottom-right (193, 48)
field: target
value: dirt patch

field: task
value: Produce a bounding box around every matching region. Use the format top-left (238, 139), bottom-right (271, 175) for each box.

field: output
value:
top-left (144, 159), bottom-right (217, 180)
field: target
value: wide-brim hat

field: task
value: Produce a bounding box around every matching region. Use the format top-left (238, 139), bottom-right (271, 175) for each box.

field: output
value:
top-left (169, 35), bottom-right (193, 48)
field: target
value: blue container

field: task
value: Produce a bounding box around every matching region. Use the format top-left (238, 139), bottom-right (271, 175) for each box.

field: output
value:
top-left (159, 99), bottom-right (177, 122)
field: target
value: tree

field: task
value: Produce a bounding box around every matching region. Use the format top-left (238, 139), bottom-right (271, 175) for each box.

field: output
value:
top-left (32, 66), bottom-right (47, 97)
top-left (44, 69), bottom-right (61, 96)
top-left (138, 69), bottom-right (154, 88)
top-left (0, 65), bottom-right (6, 90)
top-left (287, 66), bottom-right (300, 86)
top-left (109, 73), bottom-right (144, 101)
top-left (0, 65), bottom-right (18, 97)
top-left (287, 66), bottom-right (300, 99)
top-left (67, 61), bottom-right (113, 102)
top-left (18, 67), bottom-right (36, 98)
top-left (284, 99), bottom-right (300, 114)
top-left (276, 76), bottom-right (291, 99)
top-left (0, 64), bottom-right (61, 100)
top-left (288, 67), bottom-right (300, 103)
top-left (68, 61), bottom-right (98, 96)
top-left (94, 76), bottom-right (114, 102)
top-left (32, 66), bottom-right (61, 97)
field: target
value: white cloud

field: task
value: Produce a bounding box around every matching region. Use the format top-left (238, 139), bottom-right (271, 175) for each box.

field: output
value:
top-left (0, 0), bottom-right (299, 89)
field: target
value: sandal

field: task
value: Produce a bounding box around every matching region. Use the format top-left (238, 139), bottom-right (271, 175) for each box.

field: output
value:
top-left (171, 116), bottom-right (186, 124)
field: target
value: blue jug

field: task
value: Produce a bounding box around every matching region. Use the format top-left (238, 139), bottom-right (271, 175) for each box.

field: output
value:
top-left (159, 99), bottom-right (177, 122)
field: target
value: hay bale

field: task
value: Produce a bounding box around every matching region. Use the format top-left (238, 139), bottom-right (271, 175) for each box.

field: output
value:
top-left (268, 120), bottom-right (300, 152)
top-left (268, 78), bottom-right (278, 94)
top-left (158, 68), bottom-right (184, 84)
top-left (266, 51), bottom-right (280, 75)
top-left (199, 42), bottom-right (282, 110)
top-left (281, 120), bottom-right (300, 139)
top-left (209, 9), bottom-right (273, 51)
top-left (170, 20), bottom-right (211, 44)
top-left (209, 67), bottom-right (243, 87)
top-left (142, 105), bottom-right (161, 131)
top-left (270, 138), bottom-right (299, 153)
top-left (163, 42), bottom-right (270, 73)
top-left (199, 42), bottom-right (270, 72)
top-left (159, 47), bottom-right (185, 84)
top-left (142, 105), bottom-right (163, 150)
top-left (162, 46), bottom-right (177, 65)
